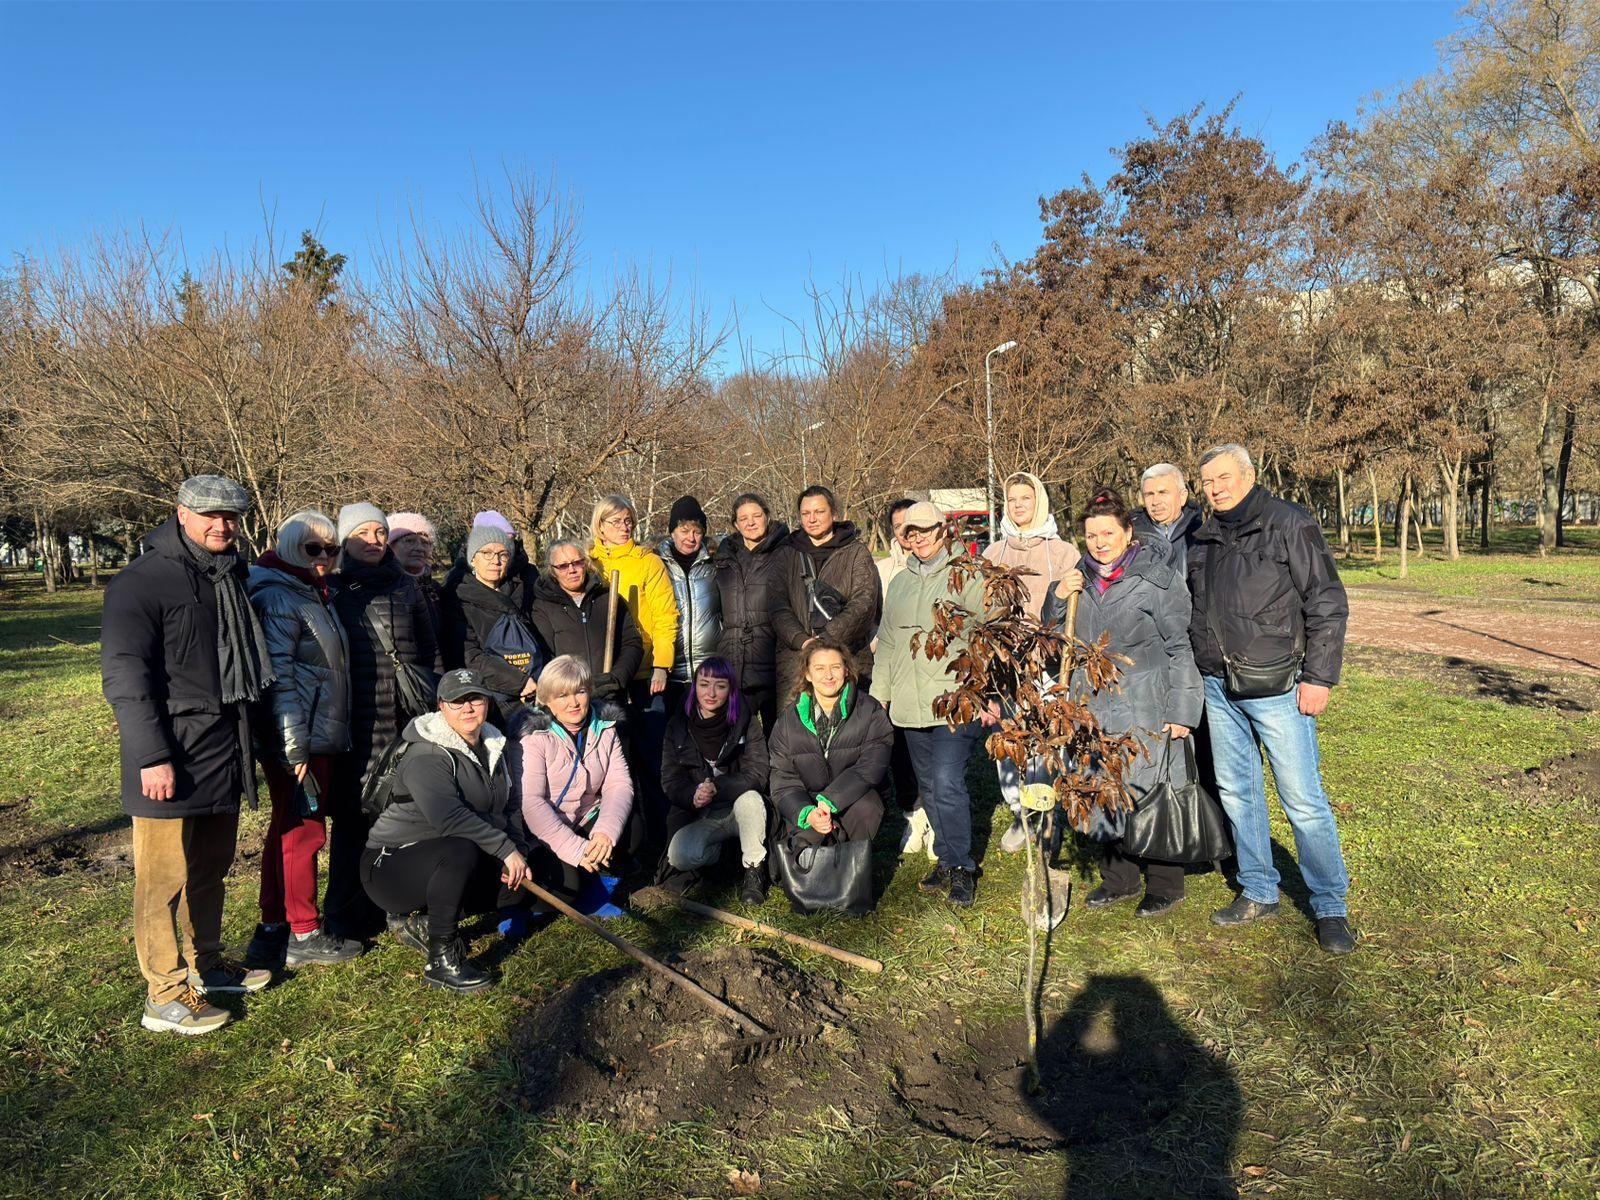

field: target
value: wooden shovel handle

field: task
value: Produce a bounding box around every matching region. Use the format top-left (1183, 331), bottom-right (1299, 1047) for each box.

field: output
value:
top-left (671, 896), bottom-right (884, 973)
top-left (1058, 591), bottom-right (1082, 688)
top-left (519, 877), bottom-right (771, 1037)
top-left (602, 569), bottom-right (620, 675)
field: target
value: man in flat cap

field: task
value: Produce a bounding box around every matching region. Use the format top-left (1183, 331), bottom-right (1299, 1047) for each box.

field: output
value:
top-left (102, 474), bottom-right (277, 1034)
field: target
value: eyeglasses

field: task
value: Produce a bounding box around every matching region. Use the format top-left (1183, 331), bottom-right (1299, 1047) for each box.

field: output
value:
top-left (602, 515), bottom-right (633, 528)
top-left (303, 543), bottom-right (337, 558)
top-left (442, 696), bottom-right (489, 709)
top-left (551, 560), bottom-right (585, 572)
top-left (475, 551), bottom-right (511, 563)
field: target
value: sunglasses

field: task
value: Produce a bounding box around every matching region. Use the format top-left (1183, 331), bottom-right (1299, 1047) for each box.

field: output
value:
top-left (303, 543), bottom-right (337, 558)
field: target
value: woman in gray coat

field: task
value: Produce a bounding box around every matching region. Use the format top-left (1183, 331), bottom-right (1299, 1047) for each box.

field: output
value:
top-left (244, 511), bottom-right (363, 969)
top-left (1044, 486), bottom-right (1203, 917)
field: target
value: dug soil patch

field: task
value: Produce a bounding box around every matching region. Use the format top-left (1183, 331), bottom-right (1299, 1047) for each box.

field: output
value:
top-left (0, 801), bottom-right (131, 881)
top-left (1490, 746), bottom-right (1600, 815)
top-left (511, 946), bottom-right (1240, 1173)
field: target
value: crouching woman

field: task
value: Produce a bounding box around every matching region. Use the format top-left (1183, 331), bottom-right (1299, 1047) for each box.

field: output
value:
top-left (516, 655), bottom-right (635, 900)
top-left (658, 657), bottom-right (771, 904)
top-left (767, 638), bottom-right (892, 912)
top-left (361, 668), bottom-right (532, 993)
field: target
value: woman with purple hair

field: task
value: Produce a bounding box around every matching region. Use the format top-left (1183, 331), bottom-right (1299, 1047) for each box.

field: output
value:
top-left (656, 657), bottom-right (771, 904)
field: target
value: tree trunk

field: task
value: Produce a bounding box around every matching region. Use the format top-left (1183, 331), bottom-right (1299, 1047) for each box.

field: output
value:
top-left (1398, 472), bottom-right (1413, 579)
top-left (1439, 453), bottom-right (1462, 561)
top-left (1556, 401), bottom-right (1576, 547)
top-left (1336, 466), bottom-right (1351, 557)
top-left (1367, 464), bottom-right (1383, 561)
top-left (35, 510), bottom-right (57, 594)
top-left (1537, 393), bottom-right (1562, 556)
top-left (88, 533), bottom-right (101, 586)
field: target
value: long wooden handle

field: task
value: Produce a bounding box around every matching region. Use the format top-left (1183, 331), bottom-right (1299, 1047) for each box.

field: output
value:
top-left (671, 896), bottom-right (884, 973)
top-left (602, 569), bottom-right (620, 675)
top-left (1058, 590), bottom-right (1082, 688)
top-left (520, 877), bottom-right (771, 1037)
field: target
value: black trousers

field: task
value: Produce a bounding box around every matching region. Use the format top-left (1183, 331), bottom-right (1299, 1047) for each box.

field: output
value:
top-left (792, 789), bottom-right (885, 849)
top-left (1101, 844), bottom-right (1185, 901)
top-left (890, 727), bottom-right (920, 812)
top-left (323, 779), bottom-right (386, 941)
top-left (360, 838), bottom-right (524, 941)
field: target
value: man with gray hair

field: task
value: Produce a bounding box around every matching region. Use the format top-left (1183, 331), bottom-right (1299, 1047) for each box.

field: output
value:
top-left (1132, 462), bottom-right (1203, 574)
top-left (102, 474), bottom-right (276, 1034)
top-left (1188, 444), bottom-right (1356, 955)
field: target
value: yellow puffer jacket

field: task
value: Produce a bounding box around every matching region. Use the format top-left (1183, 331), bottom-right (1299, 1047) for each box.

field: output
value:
top-left (590, 540), bottom-right (680, 679)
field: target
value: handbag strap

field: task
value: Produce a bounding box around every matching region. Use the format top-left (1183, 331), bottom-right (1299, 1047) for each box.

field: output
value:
top-left (362, 595), bottom-right (403, 665)
top-left (1202, 541), bottom-right (1231, 666)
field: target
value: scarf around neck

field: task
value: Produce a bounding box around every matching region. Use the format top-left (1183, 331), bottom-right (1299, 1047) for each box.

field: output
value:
top-left (1087, 543), bottom-right (1140, 595)
top-left (183, 532), bottom-right (274, 704)
top-left (689, 703), bottom-right (730, 771)
top-left (258, 549), bottom-right (329, 602)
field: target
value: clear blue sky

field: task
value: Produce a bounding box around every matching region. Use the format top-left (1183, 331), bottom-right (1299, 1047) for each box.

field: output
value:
top-left (2, 1), bottom-right (1456, 368)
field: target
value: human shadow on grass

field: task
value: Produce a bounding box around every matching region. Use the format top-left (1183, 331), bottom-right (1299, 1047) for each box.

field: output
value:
top-left (1029, 975), bottom-right (1242, 1200)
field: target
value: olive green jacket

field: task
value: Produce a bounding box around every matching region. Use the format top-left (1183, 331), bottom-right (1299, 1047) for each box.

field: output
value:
top-left (869, 545), bottom-right (987, 729)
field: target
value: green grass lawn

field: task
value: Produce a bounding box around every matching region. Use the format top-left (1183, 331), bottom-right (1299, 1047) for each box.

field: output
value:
top-left (1, 577), bottom-right (1597, 1199)
top-left (1335, 526), bottom-right (1600, 606)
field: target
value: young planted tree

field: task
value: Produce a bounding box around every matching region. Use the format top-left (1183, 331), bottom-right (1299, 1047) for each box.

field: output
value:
top-left (912, 549), bottom-right (1141, 1090)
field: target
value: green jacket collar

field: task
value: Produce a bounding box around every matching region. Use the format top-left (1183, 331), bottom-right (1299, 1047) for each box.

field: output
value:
top-left (797, 683), bottom-right (851, 734)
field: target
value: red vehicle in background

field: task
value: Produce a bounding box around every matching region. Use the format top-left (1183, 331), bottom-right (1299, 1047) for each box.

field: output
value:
top-left (930, 488), bottom-right (990, 555)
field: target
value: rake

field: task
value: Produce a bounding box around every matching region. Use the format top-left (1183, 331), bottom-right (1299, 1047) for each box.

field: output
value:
top-left (519, 878), bottom-right (818, 1063)
top-left (630, 888), bottom-right (884, 973)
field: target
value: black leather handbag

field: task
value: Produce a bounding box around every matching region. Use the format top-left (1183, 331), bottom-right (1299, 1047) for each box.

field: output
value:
top-left (1204, 548), bottom-right (1303, 698)
top-left (1121, 736), bottom-right (1233, 864)
top-left (770, 832), bottom-right (874, 915)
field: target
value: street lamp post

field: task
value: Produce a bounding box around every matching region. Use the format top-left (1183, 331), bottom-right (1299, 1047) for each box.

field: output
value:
top-left (801, 419), bottom-right (826, 484)
top-left (984, 340), bottom-right (1017, 544)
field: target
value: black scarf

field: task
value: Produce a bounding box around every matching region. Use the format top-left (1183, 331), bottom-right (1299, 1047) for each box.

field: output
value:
top-left (689, 703), bottom-right (729, 772)
top-left (181, 533), bottom-right (274, 704)
top-left (669, 545), bottom-right (700, 576)
top-left (339, 552), bottom-right (408, 592)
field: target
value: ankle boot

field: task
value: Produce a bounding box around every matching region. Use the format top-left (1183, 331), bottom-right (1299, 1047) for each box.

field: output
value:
top-left (424, 935), bottom-right (491, 993)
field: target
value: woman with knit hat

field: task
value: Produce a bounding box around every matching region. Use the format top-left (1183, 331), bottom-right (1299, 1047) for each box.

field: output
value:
top-left (440, 512), bottom-right (545, 721)
top-left (387, 511), bottom-right (441, 626)
top-left (982, 472), bottom-right (1083, 854)
top-left (589, 494), bottom-right (679, 865)
top-left (328, 502), bottom-right (443, 941)
top-left (657, 494), bottom-right (722, 712)
top-left (243, 510), bottom-right (363, 971)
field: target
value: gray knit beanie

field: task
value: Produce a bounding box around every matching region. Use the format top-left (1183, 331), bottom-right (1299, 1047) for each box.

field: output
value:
top-left (337, 503), bottom-right (388, 543)
top-left (466, 517), bottom-right (512, 562)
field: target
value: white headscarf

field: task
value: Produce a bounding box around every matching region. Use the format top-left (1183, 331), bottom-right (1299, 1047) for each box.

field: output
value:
top-left (998, 472), bottom-right (1060, 541)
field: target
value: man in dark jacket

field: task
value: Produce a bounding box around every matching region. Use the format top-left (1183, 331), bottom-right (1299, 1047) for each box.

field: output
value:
top-left (528, 541), bottom-right (645, 704)
top-left (1132, 462), bottom-right (1204, 576)
top-left (102, 475), bottom-right (275, 1035)
top-left (1188, 444), bottom-right (1355, 955)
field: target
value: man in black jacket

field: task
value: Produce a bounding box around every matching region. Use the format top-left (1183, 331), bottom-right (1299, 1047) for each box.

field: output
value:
top-left (102, 475), bottom-right (274, 1035)
top-left (1132, 462), bottom-right (1204, 576)
top-left (1188, 445), bottom-right (1356, 955)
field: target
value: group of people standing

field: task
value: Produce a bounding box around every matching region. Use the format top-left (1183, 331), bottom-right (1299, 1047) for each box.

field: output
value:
top-left (102, 442), bottom-right (1355, 1036)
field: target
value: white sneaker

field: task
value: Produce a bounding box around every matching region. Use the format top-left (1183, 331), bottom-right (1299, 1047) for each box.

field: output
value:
top-left (1000, 814), bottom-right (1029, 854)
top-left (900, 808), bottom-right (933, 857)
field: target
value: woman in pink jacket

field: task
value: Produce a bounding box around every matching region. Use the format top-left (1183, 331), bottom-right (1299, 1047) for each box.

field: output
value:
top-left (515, 655), bottom-right (634, 901)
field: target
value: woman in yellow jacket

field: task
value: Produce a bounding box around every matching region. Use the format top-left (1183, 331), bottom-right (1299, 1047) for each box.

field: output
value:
top-left (590, 494), bottom-right (680, 867)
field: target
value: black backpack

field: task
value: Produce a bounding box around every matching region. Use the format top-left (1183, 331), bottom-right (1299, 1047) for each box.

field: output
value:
top-left (359, 733), bottom-right (460, 819)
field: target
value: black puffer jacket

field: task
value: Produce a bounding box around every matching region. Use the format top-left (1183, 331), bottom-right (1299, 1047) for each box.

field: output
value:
top-left (660, 698), bottom-right (770, 814)
top-left (440, 567), bottom-right (543, 703)
top-left (527, 571), bottom-right (644, 703)
top-left (101, 517), bottom-right (255, 819)
top-left (714, 523), bottom-right (790, 694)
top-left (331, 554), bottom-right (443, 782)
top-left (766, 685), bottom-right (892, 829)
top-left (1132, 501), bottom-right (1204, 577)
top-left (772, 522), bottom-right (881, 690)
top-left (1187, 485), bottom-right (1348, 689)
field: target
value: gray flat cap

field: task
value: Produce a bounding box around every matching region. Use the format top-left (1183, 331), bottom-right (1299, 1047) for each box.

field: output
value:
top-left (177, 474), bottom-right (251, 515)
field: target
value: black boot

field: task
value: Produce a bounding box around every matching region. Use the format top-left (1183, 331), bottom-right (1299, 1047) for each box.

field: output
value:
top-left (739, 862), bottom-right (768, 905)
top-left (424, 935), bottom-right (491, 993)
top-left (243, 922), bottom-right (289, 971)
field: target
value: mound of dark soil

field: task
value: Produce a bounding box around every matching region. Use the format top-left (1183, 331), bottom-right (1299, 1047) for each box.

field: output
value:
top-left (0, 802), bottom-right (131, 880)
top-left (1491, 747), bottom-right (1600, 815)
top-left (512, 944), bottom-right (894, 1135)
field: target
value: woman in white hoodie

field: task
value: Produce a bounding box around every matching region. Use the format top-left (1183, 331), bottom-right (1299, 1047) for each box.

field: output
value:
top-left (981, 472), bottom-right (1082, 854)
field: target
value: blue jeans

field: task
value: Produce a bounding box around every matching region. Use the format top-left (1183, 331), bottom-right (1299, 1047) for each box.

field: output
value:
top-left (904, 722), bottom-right (981, 872)
top-left (1204, 676), bottom-right (1349, 918)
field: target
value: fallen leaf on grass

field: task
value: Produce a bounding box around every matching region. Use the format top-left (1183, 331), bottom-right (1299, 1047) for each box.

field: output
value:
top-left (727, 1167), bottom-right (761, 1195)
top-left (1243, 1166), bottom-right (1268, 1177)
top-left (191, 1113), bottom-right (213, 1121)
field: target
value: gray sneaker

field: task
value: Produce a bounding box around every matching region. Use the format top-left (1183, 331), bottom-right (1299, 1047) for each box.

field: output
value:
top-left (187, 960), bottom-right (272, 994)
top-left (141, 987), bottom-right (230, 1035)
top-left (285, 929), bottom-right (366, 966)
top-left (999, 815), bottom-right (1029, 855)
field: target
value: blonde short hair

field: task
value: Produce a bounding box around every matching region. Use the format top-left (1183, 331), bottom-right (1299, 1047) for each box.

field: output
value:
top-left (537, 655), bottom-right (594, 707)
top-left (274, 510), bottom-right (337, 569)
top-left (589, 494), bottom-right (636, 548)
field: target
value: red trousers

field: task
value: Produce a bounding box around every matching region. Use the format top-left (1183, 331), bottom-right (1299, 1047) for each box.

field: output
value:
top-left (259, 755), bottom-right (332, 934)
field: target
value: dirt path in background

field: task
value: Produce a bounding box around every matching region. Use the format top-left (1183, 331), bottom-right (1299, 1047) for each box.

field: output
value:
top-left (1346, 593), bottom-right (1600, 677)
